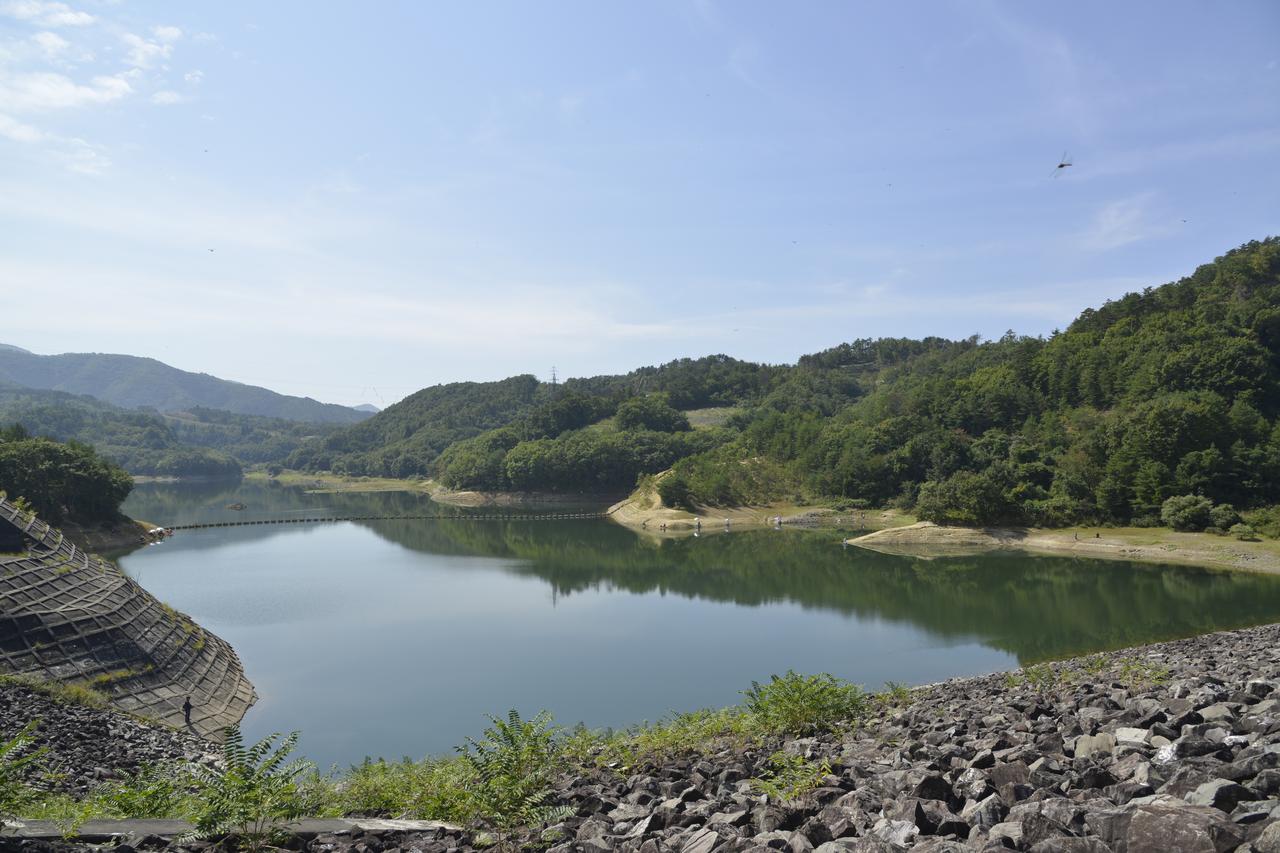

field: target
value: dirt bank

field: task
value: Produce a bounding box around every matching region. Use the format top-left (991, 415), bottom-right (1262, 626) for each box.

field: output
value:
top-left (853, 521), bottom-right (1280, 574)
top-left (606, 483), bottom-right (912, 537)
top-left (61, 517), bottom-right (157, 554)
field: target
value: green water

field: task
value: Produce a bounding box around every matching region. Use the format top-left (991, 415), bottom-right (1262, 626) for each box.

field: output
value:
top-left (119, 480), bottom-right (1280, 768)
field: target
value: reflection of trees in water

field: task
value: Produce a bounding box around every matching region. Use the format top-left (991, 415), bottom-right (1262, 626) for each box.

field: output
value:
top-left (125, 484), bottom-right (1280, 665)
top-left (363, 519), bottom-right (1280, 665)
top-left (126, 480), bottom-right (450, 525)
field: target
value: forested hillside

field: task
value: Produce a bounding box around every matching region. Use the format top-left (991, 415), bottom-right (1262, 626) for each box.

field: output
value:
top-left (664, 237), bottom-right (1280, 526)
top-left (0, 425), bottom-right (133, 525)
top-left (286, 357), bottom-right (783, 478)
top-left (0, 387), bottom-right (343, 477)
top-left (0, 346), bottom-right (369, 424)
top-left (286, 238), bottom-right (1280, 529)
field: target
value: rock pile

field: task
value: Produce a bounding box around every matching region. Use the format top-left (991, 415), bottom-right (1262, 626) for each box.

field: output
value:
top-left (530, 623), bottom-right (1280, 853)
top-left (0, 680), bottom-right (219, 795)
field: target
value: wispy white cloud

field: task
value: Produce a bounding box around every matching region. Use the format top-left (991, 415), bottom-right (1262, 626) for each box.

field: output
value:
top-left (30, 30), bottom-right (67, 59)
top-left (726, 42), bottom-right (764, 91)
top-left (183, 69), bottom-right (203, 85)
top-left (0, 111), bottom-right (42, 142)
top-left (150, 89), bottom-right (185, 106)
top-left (1079, 193), bottom-right (1170, 251)
top-left (0, 110), bottom-right (108, 172)
top-left (0, 0), bottom-right (93, 28)
top-left (0, 70), bottom-right (131, 110)
top-left (152, 25), bottom-right (182, 44)
top-left (121, 31), bottom-right (174, 69)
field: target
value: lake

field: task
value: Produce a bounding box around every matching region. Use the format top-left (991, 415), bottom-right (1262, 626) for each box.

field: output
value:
top-left (120, 479), bottom-right (1280, 769)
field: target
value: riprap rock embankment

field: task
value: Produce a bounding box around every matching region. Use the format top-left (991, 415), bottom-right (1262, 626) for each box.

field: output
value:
top-left (536, 624), bottom-right (1280, 853)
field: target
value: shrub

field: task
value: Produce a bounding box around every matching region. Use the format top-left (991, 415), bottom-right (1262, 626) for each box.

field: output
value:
top-left (187, 727), bottom-right (311, 851)
top-left (459, 710), bottom-right (570, 839)
top-left (595, 709), bottom-right (752, 770)
top-left (1243, 507), bottom-right (1280, 539)
top-left (1210, 503), bottom-right (1242, 531)
top-left (1160, 494), bottom-right (1213, 531)
top-left (1, 721), bottom-right (45, 831)
top-left (90, 763), bottom-right (196, 818)
top-left (655, 472), bottom-right (692, 509)
top-left (324, 757), bottom-right (474, 821)
top-left (915, 471), bottom-right (1008, 526)
top-left (750, 751), bottom-right (831, 803)
top-left (743, 671), bottom-right (868, 736)
top-left (1230, 523), bottom-right (1260, 541)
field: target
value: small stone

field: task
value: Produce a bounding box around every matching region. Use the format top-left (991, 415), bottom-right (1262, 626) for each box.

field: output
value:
top-left (1186, 778), bottom-right (1257, 812)
top-left (1115, 727), bottom-right (1150, 746)
top-left (1074, 733), bottom-right (1117, 760)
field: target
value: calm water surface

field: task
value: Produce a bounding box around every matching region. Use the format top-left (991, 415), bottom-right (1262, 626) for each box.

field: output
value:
top-left (120, 480), bottom-right (1280, 768)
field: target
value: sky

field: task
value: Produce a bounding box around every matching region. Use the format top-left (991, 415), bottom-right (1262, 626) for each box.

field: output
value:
top-left (1, 1), bottom-right (1278, 408)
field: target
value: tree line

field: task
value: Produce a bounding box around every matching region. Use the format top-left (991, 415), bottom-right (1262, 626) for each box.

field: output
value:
top-left (0, 424), bottom-right (133, 525)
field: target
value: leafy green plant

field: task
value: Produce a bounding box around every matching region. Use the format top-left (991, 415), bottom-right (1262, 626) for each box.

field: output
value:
top-left (1080, 654), bottom-right (1109, 677)
top-left (743, 671), bottom-right (868, 736)
top-left (0, 721), bottom-right (45, 831)
top-left (319, 756), bottom-right (475, 822)
top-left (36, 795), bottom-right (95, 840)
top-left (186, 727), bottom-right (311, 851)
top-left (1116, 657), bottom-right (1171, 687)
top-left (876, 681), bottom-right (912, 707)
top-left (596, 708), bottom-right (753, 771)
top-left (459, 710), bottom-right (571, 841)
top-left (92, 763), bottom-right (196, 818)
top-left (751, 751), bottom-right (831, 803)
top-left (1021, 664), bottom-right (1059, 692)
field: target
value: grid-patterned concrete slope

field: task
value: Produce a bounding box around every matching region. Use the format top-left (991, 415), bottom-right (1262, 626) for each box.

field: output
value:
top-left (0, 497), bottom-right (255, 739)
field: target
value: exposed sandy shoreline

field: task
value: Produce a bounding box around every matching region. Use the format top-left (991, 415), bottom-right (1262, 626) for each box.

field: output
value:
top-left (852, 521), bottom-right (1280, 574)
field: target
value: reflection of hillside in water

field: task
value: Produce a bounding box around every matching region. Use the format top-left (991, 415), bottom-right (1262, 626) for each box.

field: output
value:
top-left (126, 480), bottom-right (451, 526)
top-left (361, 518), bottom-right (1280, 664)
top-left (124, 483), bottom-right (1280, 666)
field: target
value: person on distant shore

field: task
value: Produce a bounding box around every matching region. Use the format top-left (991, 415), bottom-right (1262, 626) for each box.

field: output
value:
top-left (182, 696), bottom-right (193, 726)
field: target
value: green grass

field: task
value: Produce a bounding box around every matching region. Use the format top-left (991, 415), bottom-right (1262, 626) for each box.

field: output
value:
top-left (0, 674), bottom-right (109, 709)
top-left (750, 751), bottom-right (832, 804)
top-left (683, 407), bottom-right (740, 429)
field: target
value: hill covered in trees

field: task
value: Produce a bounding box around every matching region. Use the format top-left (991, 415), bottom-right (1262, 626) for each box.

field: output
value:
top-left (0, 387), bottom-right (346, 477)
top-left (289, 238), bottom-right (1280, 527)
top-left (0, 346), bottom-right (370, 424)
top-left (664, 237), bottom-right (1280, 527)
top-left (0, 425), bottom-right (133, 527)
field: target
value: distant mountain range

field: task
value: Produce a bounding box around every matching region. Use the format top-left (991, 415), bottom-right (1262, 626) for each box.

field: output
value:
top-left (0, 345), bottom-right (370, 425)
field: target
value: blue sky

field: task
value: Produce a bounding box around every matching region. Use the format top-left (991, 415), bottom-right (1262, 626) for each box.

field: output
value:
top-left (1, 1), bottom-right (1277, 407)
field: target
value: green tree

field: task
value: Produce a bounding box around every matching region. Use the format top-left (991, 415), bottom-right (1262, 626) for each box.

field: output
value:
top-left (1160, 494), bottom-right (1214, 531)
top-left (915, 471), bottom-right (1008, 526)
top-left (615, 394), bottom-right (690, 433)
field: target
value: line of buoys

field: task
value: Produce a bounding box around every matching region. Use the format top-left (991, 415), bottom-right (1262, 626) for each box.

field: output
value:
top-left (166, 512), bottom-right (607, 531)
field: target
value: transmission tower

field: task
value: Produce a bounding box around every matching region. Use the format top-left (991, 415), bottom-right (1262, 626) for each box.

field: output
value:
top-left (550, 365), bottom-right (558, 386)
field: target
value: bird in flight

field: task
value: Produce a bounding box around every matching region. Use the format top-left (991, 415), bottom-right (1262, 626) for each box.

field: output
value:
top-left (1052, 151), bottom-right (1072, 177)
